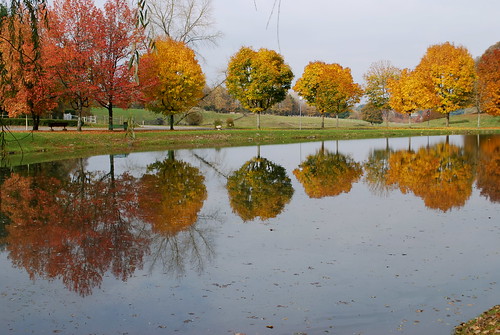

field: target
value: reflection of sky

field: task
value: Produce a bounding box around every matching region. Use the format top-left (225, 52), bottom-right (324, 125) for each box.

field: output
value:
top-left (1, 135), bottom-right (498, 335)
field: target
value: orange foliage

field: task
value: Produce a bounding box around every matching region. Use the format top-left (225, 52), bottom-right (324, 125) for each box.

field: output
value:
top-left (0, 171), bottom-right (148, 296)
top-left (477, 44), bottom-right (500, 116)
top-left (475, 136), bottom-right (500, 202)
top-left (385, 142), bottom-right (474, 211)
top-left (139, 157), bottom-right (207, 235)
top-left (293, 146), bottom-right (363, 198)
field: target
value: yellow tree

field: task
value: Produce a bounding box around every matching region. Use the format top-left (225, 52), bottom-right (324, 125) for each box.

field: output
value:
top-left (387, 68), bottom-right (424, 127)
top-left (477, 42), bottom-right (500, 117)
top-left (363, 60), bottom-right (401, 127)
top-left (139, 152), bottom-right (207, 235)
top-left (226, 47), bottom-right (293, 129)
top-left (138, 38), bottom-right (205, 130)
top-left (293, 143), bottom-right (362, 198)
top-left (294, 61), bottom-right (362, 128)
top-left (415, 42), bottom-right (476, 127)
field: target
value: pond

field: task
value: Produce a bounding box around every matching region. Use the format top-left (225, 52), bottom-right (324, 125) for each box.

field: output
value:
top-left (0, 135), bottom-right (498, 335)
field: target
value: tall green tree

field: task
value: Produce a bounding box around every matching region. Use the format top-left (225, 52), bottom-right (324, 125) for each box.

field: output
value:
top-left (226, 46), bottom-right (293, 129)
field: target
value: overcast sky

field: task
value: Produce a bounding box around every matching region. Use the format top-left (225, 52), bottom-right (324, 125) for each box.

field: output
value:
top-left (197, 0), bottom-right (500, 86)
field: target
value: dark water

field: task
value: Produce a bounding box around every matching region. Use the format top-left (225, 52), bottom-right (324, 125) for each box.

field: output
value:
top-left (0, 135), bottom-right (498, 335)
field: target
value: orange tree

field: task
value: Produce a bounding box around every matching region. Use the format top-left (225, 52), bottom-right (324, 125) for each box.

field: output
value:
top-left (415, 42), bottom-right (476, 127)
top-left (293, 143), bottom-right (362, 198)
top-left (0, 6), bottom-right (59, 130)
top-left (139, 151), bottom-right (207, 235)
top-left (294, 61), bottom-right (362, 128)
top-left (226, 47), bottom-right (293, 129)
top-left (138, 38), bottom-right (205, 130)
top-left (387, 68), bottom-right (424, 127)
top-left (477, 42), bottom-right (500, 116)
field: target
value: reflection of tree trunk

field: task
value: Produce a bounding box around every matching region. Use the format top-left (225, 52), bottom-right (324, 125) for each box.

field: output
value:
top-left (446, 135), bottom-right (450, 145)
top-left (109, 155), bottom-right (115, 183)
top-left (336, 140), bottom-right (339, 155)
top-left (168, 150), bottom-right (175, 161)
top-left (386, 137), bottom-right (389, 151)
top-left (257, 145), bottom-right (261, 158)
top-left (408, 137), bottom-right (412, 151)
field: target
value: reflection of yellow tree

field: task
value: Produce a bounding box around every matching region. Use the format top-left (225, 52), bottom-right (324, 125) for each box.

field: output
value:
top-left (227, 157), bottom-right (294, 221)
top-left (386, 142), bottom-right (473, 211)
top-left (0, 171), bottom-right (149, 297)
top-left (476, 136), bottom-right (500, 203)
top-left (139, 153), bottom-right (207, 235)
top-left (293, 145), bottom-right (362, 198)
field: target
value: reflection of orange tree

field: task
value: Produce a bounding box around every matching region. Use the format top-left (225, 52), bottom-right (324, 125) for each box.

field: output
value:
top-left (476, 136), bottom-right (500, 203)
top-left (139, 153), bottom-right (207, 235)
top-left (386, 143), bottom-right (474, 211)
top-left (293, 145), bottom-right (362, 198)
top-left (0, 171), bottom-right (149, 297)
top-left (227, 157), bottom-right (294, 221)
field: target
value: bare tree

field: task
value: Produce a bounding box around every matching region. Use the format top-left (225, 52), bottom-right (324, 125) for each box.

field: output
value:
top-left (146, 0), bottom-right (221, 49)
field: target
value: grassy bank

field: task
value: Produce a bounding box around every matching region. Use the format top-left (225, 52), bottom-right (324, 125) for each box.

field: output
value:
top-left (3, 123), bottom-right (499, 166)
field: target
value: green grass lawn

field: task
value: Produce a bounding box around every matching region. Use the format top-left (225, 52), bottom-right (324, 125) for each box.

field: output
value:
top-left (90, 107), bottom-right (500, 130)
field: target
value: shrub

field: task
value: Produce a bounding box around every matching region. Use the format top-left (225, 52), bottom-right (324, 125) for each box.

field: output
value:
top-left (214, 119), bottom-right (223, 129)
top-left (226, 117), bottom-right (234, 128)
top-left (185, 111), bottom-right (203, 125)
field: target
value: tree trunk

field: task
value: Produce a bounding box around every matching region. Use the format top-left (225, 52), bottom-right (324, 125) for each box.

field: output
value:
top-left (477, 107), bottom-right (481, 128)
top-left (108, 103), bottom-right (113, 131)
top-left (408, 113), bottom-right (411, 128)
top-left (336, 114), bottom-right (339, 128)
top-left (321, 114), bottom-right (325, 129)
top-left (32, 113), bottom-right (40, 131)
top-left (169, 114), bottom-right (174, 130)
top-left (385, 110), bottom-right (389, 128)
top-left (445, 113), bottom-right (450, 127)
top-left (257, 111), bottom-right (261, 129)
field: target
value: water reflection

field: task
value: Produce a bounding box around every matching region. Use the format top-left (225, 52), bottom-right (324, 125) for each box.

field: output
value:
top-left (139, 150), bottom-right (207, 234)
top-left (363, 138), bottom-right (396, 196)
top-left (294, 141), bottom-right (363, 198)
top-left (474, 135), bottom-right (500, 203)
top-left (226, 154), bottom-right (294, 221)
top-left (0, 166), bottom-right (149, 297)
top-left (385, 139), bottom-right (474, 212)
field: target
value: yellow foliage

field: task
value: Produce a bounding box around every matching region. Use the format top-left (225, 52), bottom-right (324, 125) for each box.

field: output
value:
top-left (415, 42), bottom-right (476, 123)
top-left (138, 38), bottom-right (205, 116)
top-left (477, 45), bottom-right (500, 116)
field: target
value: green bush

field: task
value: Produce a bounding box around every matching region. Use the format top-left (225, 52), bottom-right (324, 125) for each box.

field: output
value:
top-left (226, 117), bottom-right (234, 128)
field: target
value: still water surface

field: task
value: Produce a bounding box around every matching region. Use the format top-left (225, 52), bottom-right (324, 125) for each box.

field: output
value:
top-left (0, 135), bottom-right (498, 335)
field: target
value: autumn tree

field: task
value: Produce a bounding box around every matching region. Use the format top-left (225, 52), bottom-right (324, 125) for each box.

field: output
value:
top-left (226, 156), bottom-right (294, 221)
top-left (361, 101), bottom-right (383, 125)
top-left (385, 141), bottom-right (474, 211)
top-left (0, 6), bottom-right (58, 130)
top-left (138, 152), bottom-right (207, 234)
top-left (92, 0), bottom-right (143, 130)
top-left (387, 68), bottom-right (423, 127)
top-left (363, 60), bottom-right (401, 127)
top-left (293, 142), bottom-right (362, 198)
top-left (476, 42), bottom-right (500, 117)
top-left (294, 61), bottom-right (362, 128)
top-left (138, 37), bottom-right (205, 130)
top-left (226, 46), bottom-right (293, 129)
top-left (46, 0), bottom-right (101, 131)
top-left (415, 42), bottom-right (476, 127)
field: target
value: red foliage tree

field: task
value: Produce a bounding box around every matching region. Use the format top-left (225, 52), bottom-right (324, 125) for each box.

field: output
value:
top-left (92, 0), bottom-right (143, 130)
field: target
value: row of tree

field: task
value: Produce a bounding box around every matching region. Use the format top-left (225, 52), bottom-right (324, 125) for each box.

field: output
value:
top-left (0, 0), bottom-right (498, 130)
